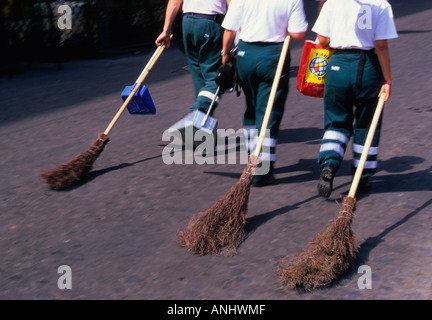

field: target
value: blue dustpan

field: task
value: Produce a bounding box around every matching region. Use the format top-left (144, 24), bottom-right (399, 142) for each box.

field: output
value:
top-left (121, 83), bottom-right (156, 115)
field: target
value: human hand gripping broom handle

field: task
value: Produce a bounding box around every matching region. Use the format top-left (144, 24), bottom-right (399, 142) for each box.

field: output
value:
top-left (348, 93), bottom-right (386, 198)
top-left (253, 36), bottom-right (291, 159)
top-left (103, 35), bottom-right (173, 135)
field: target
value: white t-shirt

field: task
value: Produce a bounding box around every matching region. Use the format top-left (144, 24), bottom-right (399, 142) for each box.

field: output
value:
top-left (182, 0), bottom-right (227, 15)
top-left (312, 0), bottom-right (398, 50)
top-left (222, 0), bottom-right (308, 43)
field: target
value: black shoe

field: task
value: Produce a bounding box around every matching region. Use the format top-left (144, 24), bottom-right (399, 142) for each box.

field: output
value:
top-left (252, 173), bottom-right (276, 187)
top-left (317, 162), bottom-right (336, 198)
top-left (253, 162), bottom-right (276, 187)
top-left (351, 165), bottom-right (372, 193)
top-left (357, 177), bottom-right (371, 193)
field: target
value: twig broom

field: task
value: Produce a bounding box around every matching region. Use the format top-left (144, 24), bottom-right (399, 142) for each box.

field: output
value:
top-left (38, 40), bottom-right (169, 190)
top-left (277, 93), bottom-right (387, 290)
top-left (177, 36), bottom-right (291, 255)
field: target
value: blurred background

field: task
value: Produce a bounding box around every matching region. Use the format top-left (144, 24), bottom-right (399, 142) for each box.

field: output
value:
top-left (0, 0), bottom-right (184, 77)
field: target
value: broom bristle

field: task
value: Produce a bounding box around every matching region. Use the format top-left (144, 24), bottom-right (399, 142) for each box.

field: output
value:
top-left (277, 196), bottom-right (358, 291)
top-left (177, 159), bottom-right (259, 256)
top-left (39, 132), bottom-right (110, 190)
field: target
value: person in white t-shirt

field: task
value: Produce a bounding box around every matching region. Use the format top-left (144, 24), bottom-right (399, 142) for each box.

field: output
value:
top-left (156, 0), bottom-right (230, 120)
top-left (312, 0), bottom-right (398, 198)
top-left (220, 0), bottom-right (308, 187)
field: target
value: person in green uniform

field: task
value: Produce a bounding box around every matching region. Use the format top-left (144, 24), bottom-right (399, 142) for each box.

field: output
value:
top-left (221, 0), bottom-right (308, 186)
top-left (312, 0), bottom-right (398, 198)
top-left (156, 0), bottom-right (230, 115)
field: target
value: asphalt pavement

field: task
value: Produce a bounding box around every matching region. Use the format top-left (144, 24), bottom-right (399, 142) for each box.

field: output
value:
top-left (0, 0), bottom-right (431, 302)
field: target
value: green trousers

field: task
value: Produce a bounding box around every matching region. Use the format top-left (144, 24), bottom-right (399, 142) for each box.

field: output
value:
top-left (236, 41), bottom-right (290, 164)
top-left (182, 15), bottom-right (223, 114)
top-left (319, 51), bottom-right (384, 179)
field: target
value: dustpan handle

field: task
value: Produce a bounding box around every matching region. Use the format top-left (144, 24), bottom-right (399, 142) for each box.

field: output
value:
top-left (348, 93), bottom-right (386, 198)
top-left (201, 86), bottom-right (220, 127)
top-left (104, 35), bottom-right (172, 135)
top-left (253, 36), bottom-right (291, 158)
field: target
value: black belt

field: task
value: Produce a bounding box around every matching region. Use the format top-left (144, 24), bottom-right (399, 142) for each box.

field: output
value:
top-left (183, 13), bottom-right (224, 24)
top-left (334, 49), bottom-right (375, 88)
top-left (334, 48), bottom-right (374, 55)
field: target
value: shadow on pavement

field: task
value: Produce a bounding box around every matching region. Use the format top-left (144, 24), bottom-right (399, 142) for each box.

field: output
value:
top-left (244, 181), bottom-right (351, 235)
top-left (333, 197), bottom-right (432, 288)
top-left (278, 127), bottom-right (323, 144)
top-left (245, 155), bottom-right (430, 242)
top-left (42, 153), bottom-right (163, 192)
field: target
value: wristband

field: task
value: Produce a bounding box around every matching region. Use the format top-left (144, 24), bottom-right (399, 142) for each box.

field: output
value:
top-left (384, 80), bottom-right (392, 85)
top-left (221, 51), bottom-right (228, 57)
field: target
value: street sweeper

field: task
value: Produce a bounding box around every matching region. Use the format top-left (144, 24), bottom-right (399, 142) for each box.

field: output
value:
top-left (314, 0), bottom-right (398, 198)
top-left (278, 0), bottom-right (398, 291)
top-left (177, 0), bottom-right (308, 255)
top-left (220, 0), bottom-right (308, 186)
top-left (156, 0), bottom-right (232, 145)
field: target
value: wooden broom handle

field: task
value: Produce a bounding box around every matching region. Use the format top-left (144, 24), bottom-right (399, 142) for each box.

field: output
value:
top-left (104, 35), bottom-right (172, 135)
top-left (348, 93), bottom-right (386, 198)
top-left (253, 36), bottom-right (291, 158)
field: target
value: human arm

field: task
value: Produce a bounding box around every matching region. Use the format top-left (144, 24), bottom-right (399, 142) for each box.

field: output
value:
top-left (155, 0), bottom-right (182, 49)
top-left (317, 1), bottom-right (325, 13)
top-left (312, 0), bottom-right (331, 47)
top-left (317, 34), bottom-right (330, 47)
top-left (289, 31), bottom-right (307, 42)
top-left (375, 39), bottom-right (392, 101)
top-left (221, 29), bottom-right (237, 65)
top-left (287, 0), bottom-right (308, 42)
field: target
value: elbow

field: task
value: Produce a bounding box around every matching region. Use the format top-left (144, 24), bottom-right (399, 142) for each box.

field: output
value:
top-left (289, 31), bottom-right (307, 42)
top-left (375, 39), bottom-right (389, 52)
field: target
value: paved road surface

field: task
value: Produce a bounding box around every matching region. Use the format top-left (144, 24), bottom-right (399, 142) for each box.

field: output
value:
top-left (0, 0), bottom-right (431, 302)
